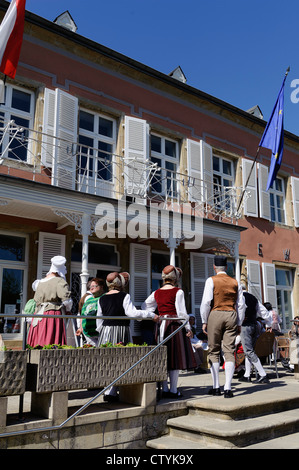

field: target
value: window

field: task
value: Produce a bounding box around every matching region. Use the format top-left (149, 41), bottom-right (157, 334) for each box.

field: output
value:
top-left (151, 251), bottom-right (180, 291)
top-left (0, 233), bottom-right (28, 336)
top-left (70, 241), bottom-right (120, 313)
top-left (150, 134), bottom-right (179, 198)
top-left (213, 155), bottom-right (234, 212)
top-left (0, 84), bottom-right (34, 162)
top-left (77, 109), bottom-right (116, 194)
top-left (269, 177), bottom-right (285, 224)
top-left (276, 268), bottom-right (293, 331)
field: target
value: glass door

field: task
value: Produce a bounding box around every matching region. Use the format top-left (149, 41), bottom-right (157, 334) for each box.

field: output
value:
top-left (276, 268), bottom-right (293, 332)
top-left (0, 267), bottom-right (24, 333)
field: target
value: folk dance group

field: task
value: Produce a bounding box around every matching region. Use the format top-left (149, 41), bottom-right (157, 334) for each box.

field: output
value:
top-left (27, 254), bottom-right (273, 401)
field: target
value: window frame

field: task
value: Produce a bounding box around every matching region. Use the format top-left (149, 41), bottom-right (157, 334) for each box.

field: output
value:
top-left (275, 267), bottom-right (293, 331)
top-left (269, 176), bottom-right (286, 224)
top-left (150, 133), bottom-right (179, 198)
top-left (212, 154), bottom-right (235, 213)
top-left (77, 108), bottom-right (117, 190)
top-left (0, 83), bottom-right (35, 163)
top-left (0, 230), bottom-right (29, 339)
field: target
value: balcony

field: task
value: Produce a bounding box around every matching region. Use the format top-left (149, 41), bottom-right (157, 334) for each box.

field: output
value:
top-left (0, 117), bottom-right (249, 225)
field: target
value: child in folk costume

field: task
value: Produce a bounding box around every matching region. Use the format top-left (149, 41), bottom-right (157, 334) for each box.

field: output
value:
top-left (142, 265), bottom-right (196, 398)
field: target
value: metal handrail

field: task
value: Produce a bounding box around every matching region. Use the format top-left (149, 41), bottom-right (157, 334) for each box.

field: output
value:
top-left (0, 315), bottom-right (189, 447)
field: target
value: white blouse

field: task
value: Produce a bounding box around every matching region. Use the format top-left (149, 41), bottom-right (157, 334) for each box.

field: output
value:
top-left (141, 288), bottom-right (190, 340)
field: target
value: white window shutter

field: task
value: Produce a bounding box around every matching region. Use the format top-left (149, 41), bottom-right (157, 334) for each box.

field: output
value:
top-left (41, 88), bottom-right (56, 168)
top-left (52, 89), bottom-right (78, 190)
top-left (129, 243), bottom-right (151, 337)
top-left (200, 141), bottom-right (213, 203)
top-left (246, 259), bottom-right (262, 302)
top-left (258, 163), bottom-right (270, 220)
top-left (42, 88), bottom-right (78, 190)
top-left (190, 252), bottom-right (214, 329)
top-left (242, 158), bottom-right (258, 217)
top-left (187, 139), bottom-right (202, 202)
top-left (291, 177), bottom-right (299, 227)
top-left (124, 116), bottom-right (148, 203)
top-left (262, 262), bottom-right (277, 308)
top-left (129, 243), bottom-right (151, 304)
top-left (37, 232), bottom-right (66, 279)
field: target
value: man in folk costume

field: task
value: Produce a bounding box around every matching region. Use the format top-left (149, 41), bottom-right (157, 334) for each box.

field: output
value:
top-left (200, 255), bottom-right (245, 398)
top-left (239, 283), bottom-right (272, 384)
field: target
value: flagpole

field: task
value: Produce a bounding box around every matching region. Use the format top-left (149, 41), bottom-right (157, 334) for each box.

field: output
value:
top-left (237, 67), bottom-right (290, 214)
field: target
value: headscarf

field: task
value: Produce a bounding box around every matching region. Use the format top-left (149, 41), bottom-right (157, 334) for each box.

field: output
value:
top-left (47, 255), bottom-right (67, 279)
top-left (161, 265), bottom-right (182, 284)
top-left (106, 272), bottom-right (123, 290)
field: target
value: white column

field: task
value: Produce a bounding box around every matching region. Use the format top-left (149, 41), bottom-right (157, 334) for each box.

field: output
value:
top-left (80, 213), bottom-right (90, 296)
top-left (235, 242), bottom-right (240, 283)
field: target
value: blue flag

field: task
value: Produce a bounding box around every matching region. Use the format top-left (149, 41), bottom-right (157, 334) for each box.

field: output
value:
top-left (259, 73), bottom-right (287, 190)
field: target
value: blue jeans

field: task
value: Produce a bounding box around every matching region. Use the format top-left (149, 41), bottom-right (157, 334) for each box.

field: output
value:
top-left (241, 324), bottom-right (259, 364)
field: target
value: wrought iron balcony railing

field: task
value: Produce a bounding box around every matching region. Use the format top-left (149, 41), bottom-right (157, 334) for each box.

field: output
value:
top-left (0, 117), bottom-right (249, 224)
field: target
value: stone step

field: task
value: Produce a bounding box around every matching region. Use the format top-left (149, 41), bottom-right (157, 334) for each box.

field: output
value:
top-left (244, 432), bottom-right (299, 449)
top-left (147, 408), bottom-right (299, 449)
top-left (147, 435), bottom-right (207, 449)
top-left (185, 393), bottom-right (299, 421)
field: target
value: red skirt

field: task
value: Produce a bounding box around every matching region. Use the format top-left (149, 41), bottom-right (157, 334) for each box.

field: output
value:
top-left (27, 310), bottom-right (66, 347)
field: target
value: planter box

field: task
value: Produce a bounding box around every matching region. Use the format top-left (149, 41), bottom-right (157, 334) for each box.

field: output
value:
top-left (26, 346), bottom-right (167, 393)
top-left (0, 350), bottom-right (27, 396)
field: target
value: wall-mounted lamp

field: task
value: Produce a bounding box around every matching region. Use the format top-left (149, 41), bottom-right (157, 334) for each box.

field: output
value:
top-left (258, 243), bottom-right (263, 256)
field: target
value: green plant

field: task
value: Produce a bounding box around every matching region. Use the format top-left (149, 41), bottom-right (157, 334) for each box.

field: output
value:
top-left (26, 342), bottom-right (148, 350)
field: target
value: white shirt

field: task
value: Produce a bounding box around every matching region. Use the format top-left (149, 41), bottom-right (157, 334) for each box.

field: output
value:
top-left (96, 292), bottom-right (155, 332)
top-left (200, 272), bottom-right (245, 326)
top-left (243, 291), bottom-right (272, 328)
top-left (141, 288), bottom-right (190, 340)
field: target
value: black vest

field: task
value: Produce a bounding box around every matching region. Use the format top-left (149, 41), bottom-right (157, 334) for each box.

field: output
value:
top-left (99, 291), bottom-right (129, 327)
top-left (243, 291), bottom-right (258, 326)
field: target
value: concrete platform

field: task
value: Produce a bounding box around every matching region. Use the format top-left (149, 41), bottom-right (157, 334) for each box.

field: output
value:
top-left (3, 363), bottom-right (299, 449)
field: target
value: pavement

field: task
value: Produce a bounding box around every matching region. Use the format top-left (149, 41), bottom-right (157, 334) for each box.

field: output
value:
top-left (6, 361), bottom-right (299, 416)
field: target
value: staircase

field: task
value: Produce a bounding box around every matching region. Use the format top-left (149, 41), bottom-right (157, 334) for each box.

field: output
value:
top-left (147, 385), bottom-right (299, 449)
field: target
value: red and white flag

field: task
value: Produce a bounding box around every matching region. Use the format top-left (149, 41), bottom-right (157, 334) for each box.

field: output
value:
top-left (0, 0), bottom-right (26, 79)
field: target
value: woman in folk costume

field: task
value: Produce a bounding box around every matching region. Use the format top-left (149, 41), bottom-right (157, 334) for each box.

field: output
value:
top-left (96, 272), bottom-right (156, 346)
top-left (96, 271), bottom-right (157, 402)
top-left (142, 265), bottom-right (196, 398)
top-left (27, 256), bottom-right (72, 347)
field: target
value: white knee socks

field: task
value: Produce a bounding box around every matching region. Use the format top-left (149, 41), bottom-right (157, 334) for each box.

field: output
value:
top-left (224, 361), bottom-right (235, 391)
top-left (210, 362), bottom-right (220, 388)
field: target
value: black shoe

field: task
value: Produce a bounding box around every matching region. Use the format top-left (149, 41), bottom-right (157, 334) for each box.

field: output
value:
top-left (103, 394), bottom-right (119, 403)
top-left (253, 374), bottom-right (270, 384)
top-left (224, 389), bottom-right (234, 398)
top-left (238, 376), bottom-right (251, 383)
top-left (168, 391), bottom-right (184, 399)
top-left (194, 367), bottom-right (207, 374)
top-left (208, 387), bottom-right (221, 396)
